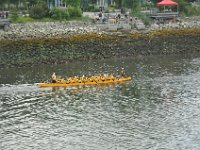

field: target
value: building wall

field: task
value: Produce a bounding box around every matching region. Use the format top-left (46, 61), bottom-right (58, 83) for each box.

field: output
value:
top-left (96, 0), bottom-right (108, 8)
top-left (47, 0), bottom-right (66, 8)
top-left (96, 0), bottom-right (115, 8)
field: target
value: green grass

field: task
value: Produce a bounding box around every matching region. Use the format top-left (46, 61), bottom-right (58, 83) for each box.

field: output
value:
top-left (11, 16), bottom-right (92, 23)
top-left (12, 16), bottom-right (60, 23)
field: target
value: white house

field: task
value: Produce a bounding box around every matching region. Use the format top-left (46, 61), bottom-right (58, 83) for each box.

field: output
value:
top-left (47, 0), bottom-right (67, 8)
top-left (96, 0), bottom-right (115, 8)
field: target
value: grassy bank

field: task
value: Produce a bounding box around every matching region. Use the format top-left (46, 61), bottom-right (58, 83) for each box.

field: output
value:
top-left (11, 16), bottom-right (92, 23)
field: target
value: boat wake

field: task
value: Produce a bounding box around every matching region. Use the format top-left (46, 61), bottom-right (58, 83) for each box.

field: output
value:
top-left (0, 84), bottom-right (47, 96)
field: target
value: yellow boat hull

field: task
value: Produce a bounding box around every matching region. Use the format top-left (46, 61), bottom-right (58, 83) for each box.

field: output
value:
top-left (37, 77), bottom-right (132, 88)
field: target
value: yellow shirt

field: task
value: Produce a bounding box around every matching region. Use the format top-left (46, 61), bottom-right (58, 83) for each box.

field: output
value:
top-left (52, 74), bottom-right (56, 80)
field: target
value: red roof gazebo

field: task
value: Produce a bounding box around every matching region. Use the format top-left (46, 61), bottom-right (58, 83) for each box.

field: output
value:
top-left (151, 0), bottom-right (179, 20)
top-left (156, 0), bottom-right (178, 6)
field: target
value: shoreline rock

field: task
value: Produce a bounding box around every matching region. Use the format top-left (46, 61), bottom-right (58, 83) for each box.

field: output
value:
top-left (1, 16), bottom-right (200, 40)
top-left (0, 19), bottom-right (200, 68)
top-left (0, 29), bottom-right (200, 68)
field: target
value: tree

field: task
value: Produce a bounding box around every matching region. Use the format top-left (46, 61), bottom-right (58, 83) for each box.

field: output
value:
top-left (65, 0), bottom-right (81, 7)
top-left (132, 0), bottom-right (141, 15)
top-left (81, 0), bottom-right (90, 11)
top-left (114, 0), bottom-right (123, 8)
top-left (122, 0), bottom-right (134, 8)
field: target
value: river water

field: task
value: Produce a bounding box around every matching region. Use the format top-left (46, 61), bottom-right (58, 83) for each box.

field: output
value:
top-left (1, 54), bottom-right (200, 150)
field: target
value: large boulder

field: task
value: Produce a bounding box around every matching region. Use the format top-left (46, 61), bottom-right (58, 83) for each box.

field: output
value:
top-left (0, 18), bottom-right (11, 31)
top-left (135, 20), bottom-right (146, 30)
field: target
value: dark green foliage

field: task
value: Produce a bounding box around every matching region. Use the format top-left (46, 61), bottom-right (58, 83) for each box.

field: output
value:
top-left (122, 0), bottom-right (133, 9)
top-left (84, 5), bottom-right (99, 12)
top-left (50, 8), bottom-right (69, 19)
top-left (136, 13), bottom-right (152, 25)
top-left (10, 10), bottom-right (18, 21)
top-left (175, 0), bottom-right (190, 13)
top-left (81, 0), bottom-right (99, 12)
top-left (114, 0), bottom-right (123, 8)
top-left (132, 0), bottom-right (141, 15)
top-left (68, 6), bottom-right (82, 18)
top-left (174, 0), bottom-right (200, 16)
top-left (65, 0), bottom-right (81, 7)
top-left (29, 5), bottom-right (49, 19)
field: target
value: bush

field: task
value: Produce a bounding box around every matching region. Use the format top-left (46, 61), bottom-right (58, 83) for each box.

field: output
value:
top-left (68, 6), bottom-right (82, 18)
top-left (132, 0), bottom-right (141, 15)
top-left (173, 0), bottom-right (199, 16)
top-left (136, 13), bottom-right (152, 26)
top-left (183, 5), bottom-right (200, 16)
top-left (104, 6), bottom-right (115, 13)
top-left (50, 8), bottom-right (69, 20)
top-left (87, 5), bottom-right (100, 12)
top-left (10, 10), bottom-right (18, 21)
top-left (29, 5), bottom-right (49, 19)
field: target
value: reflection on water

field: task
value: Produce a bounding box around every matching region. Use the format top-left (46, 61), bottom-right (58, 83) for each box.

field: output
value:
top-left (1, 54), bottom-right (200, 150)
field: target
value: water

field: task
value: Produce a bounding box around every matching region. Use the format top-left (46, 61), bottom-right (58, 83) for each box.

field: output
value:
top-left (1, 54), bottom-right (200, 150)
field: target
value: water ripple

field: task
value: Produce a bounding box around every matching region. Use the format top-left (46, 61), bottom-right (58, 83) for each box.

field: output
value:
top-left (1, 55), bottom-right (200, 149)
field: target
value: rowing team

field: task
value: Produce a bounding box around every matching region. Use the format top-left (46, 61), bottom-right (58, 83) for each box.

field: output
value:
top-left (51, 72), bottom-right (127, 84)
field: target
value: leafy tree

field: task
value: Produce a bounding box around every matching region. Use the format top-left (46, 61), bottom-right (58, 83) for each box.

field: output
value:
top-left (50, 8), bottom-right (69, 19)
top-left (81, 0), bottom-right (90, 11)
top-left (65, 0), bottom-right (81, 7)
top-left (29, 3), bottom-right (49, 19)
top-left (68, 5), bottom-right (82, 17)
top-left (174, 0), bottom-right (189, 12)
top-left (114, 0), bottom-right (123, 8)
top-left (28, 0), bottom-right (47, 6)
top-left (132, 0), bottom-right (141, 15)
top-left (122, 0), bottom-right (134, 8)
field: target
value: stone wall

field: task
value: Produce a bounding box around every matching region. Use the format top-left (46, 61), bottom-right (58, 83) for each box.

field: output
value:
top-left (0, 29), bottom-right (200, 68)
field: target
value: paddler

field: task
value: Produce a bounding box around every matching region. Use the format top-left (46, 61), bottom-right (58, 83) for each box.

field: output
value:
top-left (61, 78), bottom-right (66, 84)
top-left (51, 72), bottom-right (57, 83)
top-left (121, 70), bottom-right (128, 77)
top-left (110, 74), bottom-right (115, 80)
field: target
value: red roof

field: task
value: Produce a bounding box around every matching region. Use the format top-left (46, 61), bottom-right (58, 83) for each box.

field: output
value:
top-left (157, 0), bottom-right (178, 6)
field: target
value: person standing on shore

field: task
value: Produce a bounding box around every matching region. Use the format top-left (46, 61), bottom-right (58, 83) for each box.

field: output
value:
top-left (6, 12), bottom-right (8, 18)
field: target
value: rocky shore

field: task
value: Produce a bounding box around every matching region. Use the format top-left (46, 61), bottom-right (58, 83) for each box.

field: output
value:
top-left (0, 21), bottom-right (99, 40)
top-left (1, 17), bottom-right (200, 40)
top-left (0, 18), bottom-right (200, 68)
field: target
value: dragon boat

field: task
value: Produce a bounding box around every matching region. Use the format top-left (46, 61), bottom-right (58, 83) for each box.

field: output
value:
top-left (37, 76), bottom-right (132, 88)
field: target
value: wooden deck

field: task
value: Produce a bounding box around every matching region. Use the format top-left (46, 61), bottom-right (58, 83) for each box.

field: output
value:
top-left (149, 12), bottom-right (179, 19)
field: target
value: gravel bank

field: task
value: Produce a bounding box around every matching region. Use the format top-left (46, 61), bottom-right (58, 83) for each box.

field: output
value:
top-left (1, 17), bottom-right (200, 40)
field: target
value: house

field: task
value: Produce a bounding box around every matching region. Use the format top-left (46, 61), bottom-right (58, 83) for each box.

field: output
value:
top-left (47, 0), bottom-right (67, 9)
top-left (96, 0), bottom-right (115, 9)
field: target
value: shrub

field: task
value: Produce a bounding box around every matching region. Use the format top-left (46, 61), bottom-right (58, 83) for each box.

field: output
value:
top-left (104, 6), bottom-right (115, 13)
top-left (29, 5), bottom-right (49, 19)
top-left (183, 5), bottom-right (200, 16)
top-left (132, 0), bottom-right (141, 15)
top-left (10, 10), bottom-right (18, 21)
top-left (68, 6), bottom-right (82, 18)
top-left (50, 8), bottom-right (69, 20)
top-left (173, 0), bottom-right (199, 16)
top-left (137, 13), bottom-right (152, 26)
top-left (87, 5), bottom-right (100, 12)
